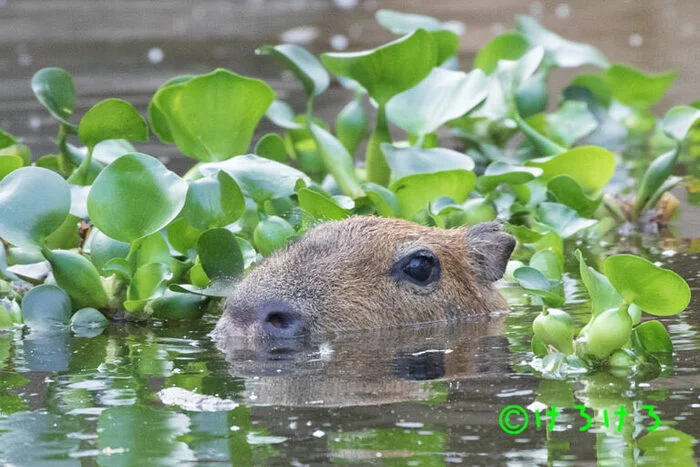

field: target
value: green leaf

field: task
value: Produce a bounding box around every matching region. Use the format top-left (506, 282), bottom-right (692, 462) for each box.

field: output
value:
top-left (662, 105), bottom-right (700, 142)
top-left (604, 254), bottom-right (691, 316)
top-left (0, 246), bottom-right (19, 282)
top-left (574, 249), bottom-right (622, 318)
top-left (0, 154), bottom-right (23, 182)
top-left (182, 171), bottom-right (245, 230)
top-left (253, 216), bottom-right (295, 256)
top-left (517, 15), bottom-right (608, 68)
top-left (570, 74), bottom-right (612, 107)
top-left (148, 74), bottom-right (196, 143)
top-left (375, 9), bottom-right (444, 33)
top-left (86, 229), bottom-right (130, 274)
top-left (152, 69), bottom-right (275, 161)
top-left (87, 153), bottom-right (188, 243)
top-left (321, 29), bottom-right (437, 106)
top-left (298, 188), bottom-right (350, 221)
top-left (254, 133), bottom-right (287, 162)
top-left (634, 320), bottom-right (673, 354)
top-left (0, 167), bottom-right (70, 248)
top-left (527, 100), bottom-right (598, 148)
top-left (265, 99), bottom-right (304, 130)
top-left (382, 144), bottom-right (475, 181)
top-left (44, 249), bottom-right (109, 309)
top-left (125, 233), bottom-right (172, 273)
top-left (78, 98), bottom-right (148, 149)
top-left (309, 123), bottom-right (365, 199)
top-left (386, 68), bottom-right (487, 136)
top-left (125, 263), bottom-right (171, 313)
top-left (200, 153), bottom-right (310, 205)
top-left (166, 219), bottom-right (203, 256)
top-left (197, 228), bottom-right (244, 280)
top-left (392, 170), bottom-right (476, 220)
top-left (363, 182), bottom-right (399, 217)
top-left (149, 291), bottom-right (208, 321)
top-left (513, 266), bottom-right (565, 307)
top-left (476, 161), bottom-right (541, 193)
top-left (44, 214), bottom-right (80, 250)
top-left (604, 65), bottom-right (677, 110)
top-left (31, 67), bottom-right (77, 129)
top-left (525, 146), bottom-right (616, 193)
top-left (547, 175), bottom-right (602, 218)
top-left (336, 96), bottom-right (368, 157)
top-left (530, 249), bottom-right (562, 280)
top-left (474, 32), bottom-right (530, 75)
top-left (431, 30), bottom-right (460, 66)
top-left (21, 285), bottom-right (71, 332)
top-left (256, 44), bottom-right (329, 98)
top-left (635, 149), bottom-right (677, 213)
top-left (70, 307), bottom-right (109, 336)
top-left (0, 128), bottom-right (18, 149)
top-left (536, 202), bottom-right (597, 239)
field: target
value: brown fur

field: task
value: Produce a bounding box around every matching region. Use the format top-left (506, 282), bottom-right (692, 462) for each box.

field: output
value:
top-left (213, 216), bottom-right (515, 339)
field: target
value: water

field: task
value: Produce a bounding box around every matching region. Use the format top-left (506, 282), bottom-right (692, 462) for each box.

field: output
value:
top-left (1, 235), bottom-right (699, 464)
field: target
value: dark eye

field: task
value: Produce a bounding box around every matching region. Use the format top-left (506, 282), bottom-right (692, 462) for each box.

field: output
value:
top-left (392, 250), bottom-right (441, 286)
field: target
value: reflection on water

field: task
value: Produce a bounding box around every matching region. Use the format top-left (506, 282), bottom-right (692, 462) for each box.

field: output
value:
top-left (1, 236), bottom-right (699, 464)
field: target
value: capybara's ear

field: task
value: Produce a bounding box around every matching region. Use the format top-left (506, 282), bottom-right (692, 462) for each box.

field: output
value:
top-left (465, 222), bottom-right (516, 284)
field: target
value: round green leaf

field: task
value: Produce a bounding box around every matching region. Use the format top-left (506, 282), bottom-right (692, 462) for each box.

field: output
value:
top-left (634, 320), bottom-right (673, 354)
top-left (88, 153), bottom-right (188, 243)
top-left (197, 228), bottom-right (244, 280)
top-left (254, 133), bottom-right (287, 162)
top-left (530, 249), bottom-right (562, 280)
top-left (182, 171), bottom-right (245, 230)
top-left (78, 98), bottom-right (148, 149)
top-left (525, 146), bottom-right (616, 193)
top-left (125, 263), bottom-right (171, 313)
top-left (298, 188), bottom-right (349, 221)
top-left (474, 32), bottom-right (530, 75)
top-left (70, 307), bottom-right (109, 335)
top-left (166, 219), bottom-right (204, 256)
top-left (513, 266), bottom-right (565, 307)
top-left (0, 155), bottom-right (23, 182)
top-left (604, 254), bottom-right (691, 316)
top-left (536, 202), bottom-right (597, 239)
top-left (662, 105), bottom-right (700, 142)
top-left (604, 65), bottom-right (677, 110)
top-left (363, 182), bottom-right (399, 217)
top-left (253, 216), bottom-right (295, 256)
top-left (547, 175), bottom-right (602, 218)
top-left (152, 69), bottom-right (275, 161)
top-left (382, 144), bottom-right (475, 181)
top-left (200, 154), bottom-right (311, 205)
top-left (31, 67), bottom-right (76, 128)
top-left (21, 285), bottom-right (71, 332)
top-left (256, 44), bottom-right (329, 98)
top-left (0, 167), bottom-right (71, 248)
top-left (476, 161), bottom-right (541, 193)
top-left (265, 100), bottom-right (304, 130)
top-left (321, 29), bottom-right (437, 106)
top-left (0, 128), bottom-right (18, 149)
top-left (149, 290), bottom-right (208, 321)
top-left (44, 249), bottom-right (109, 309)
top-left (517, 15), bottom-right (608, 68)
top-left (574, 249), bottom-right (622, 318)
top-left (86, 229), bottom-right (130, 274)
top-left (148, 74), bottom-right (196, 143)
top-left (386, 68), bottom-right (487, 136)
top-left (391, 170), bottom-right (476, 220)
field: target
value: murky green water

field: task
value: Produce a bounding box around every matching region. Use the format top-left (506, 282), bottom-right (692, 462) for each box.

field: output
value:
top-left (1, 232), bottom-right (699, 465)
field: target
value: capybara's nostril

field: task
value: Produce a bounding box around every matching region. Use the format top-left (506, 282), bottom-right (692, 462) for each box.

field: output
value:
top-left (256, 301), bottom-right (303, 338)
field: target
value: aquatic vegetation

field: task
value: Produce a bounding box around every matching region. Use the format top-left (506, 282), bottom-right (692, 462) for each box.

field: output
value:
top-left (0, 10), bottom-right (693, 376)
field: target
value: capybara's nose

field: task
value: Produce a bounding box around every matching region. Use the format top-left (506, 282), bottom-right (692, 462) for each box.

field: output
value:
top-left (256, 301), bottom-right (304, 338)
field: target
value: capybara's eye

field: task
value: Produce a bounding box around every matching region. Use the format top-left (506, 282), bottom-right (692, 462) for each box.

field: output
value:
top-left (392, 250), bottom-right (441, 286)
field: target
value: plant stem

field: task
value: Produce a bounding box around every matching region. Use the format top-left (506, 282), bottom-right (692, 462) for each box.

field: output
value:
top-left (366, 105), bottom-right (392, 186)
top-left (513, 113), bottom-right (566, 157)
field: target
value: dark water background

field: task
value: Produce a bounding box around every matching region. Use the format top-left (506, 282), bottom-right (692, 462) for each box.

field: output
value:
top-left (2, 0), bottom-right (700, 465)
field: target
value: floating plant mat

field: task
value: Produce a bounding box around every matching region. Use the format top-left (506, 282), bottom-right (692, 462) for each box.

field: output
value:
top-left (0, 8), bottom-right (699, 465)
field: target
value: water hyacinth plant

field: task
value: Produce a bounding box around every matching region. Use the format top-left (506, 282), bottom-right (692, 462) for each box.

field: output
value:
top-left (0, 10), bottom-right (693, 375)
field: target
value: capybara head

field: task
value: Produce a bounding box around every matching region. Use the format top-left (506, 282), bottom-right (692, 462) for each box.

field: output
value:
top-left (212, 217), bottom-right (515, 340)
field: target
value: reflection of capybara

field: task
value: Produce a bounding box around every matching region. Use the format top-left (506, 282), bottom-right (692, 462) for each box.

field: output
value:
top-left (212, 217), bottom-right (515, 340)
